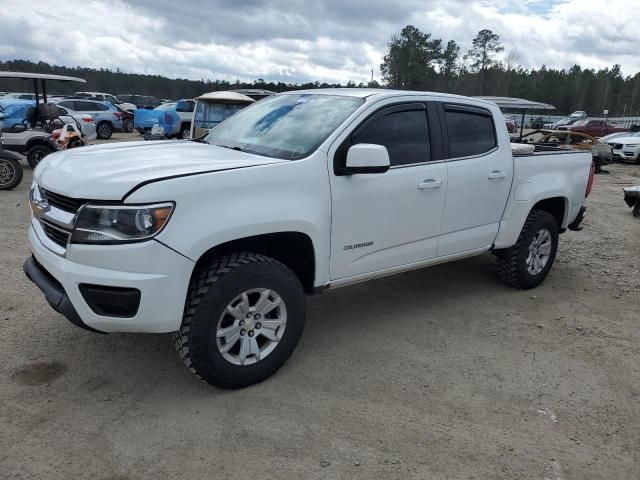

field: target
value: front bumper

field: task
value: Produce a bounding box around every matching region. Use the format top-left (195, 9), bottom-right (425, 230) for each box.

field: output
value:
top-left (26, 223), bottom-right (194, 333)
top-left (24, 257), bottom-right (104, 333)
top-left (612, 149), bottom-right (639, 162)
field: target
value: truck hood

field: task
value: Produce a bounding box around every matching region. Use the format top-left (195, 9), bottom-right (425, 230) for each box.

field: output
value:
top-left (35, 140), bottom-right (286, 200)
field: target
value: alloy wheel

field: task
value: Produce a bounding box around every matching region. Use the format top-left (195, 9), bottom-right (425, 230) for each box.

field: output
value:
top-left (216, 288), bottom-right (287, 366)
top-left (526, 228), bottom-right (552, 275)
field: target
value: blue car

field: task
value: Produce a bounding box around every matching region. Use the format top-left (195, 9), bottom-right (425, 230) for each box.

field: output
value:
top-left (134, 99), bottom-right (194, 138)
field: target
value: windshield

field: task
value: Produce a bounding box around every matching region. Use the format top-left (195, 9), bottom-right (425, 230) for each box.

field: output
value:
top-left (204, 94), bottom-right (364, 160)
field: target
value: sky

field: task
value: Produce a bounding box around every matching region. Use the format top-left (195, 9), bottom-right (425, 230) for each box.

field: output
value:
top-left (1, 0), bottom-right (639, 84)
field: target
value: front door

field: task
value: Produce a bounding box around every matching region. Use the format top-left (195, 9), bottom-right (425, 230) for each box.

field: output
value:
top-left (329, 103), bottom-right (447, 280)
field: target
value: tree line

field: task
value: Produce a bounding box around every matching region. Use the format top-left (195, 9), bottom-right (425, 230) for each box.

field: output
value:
top-left (380, 26), bottom-right (640, 117)
top-left (3, 24), bottom-right (640, 117)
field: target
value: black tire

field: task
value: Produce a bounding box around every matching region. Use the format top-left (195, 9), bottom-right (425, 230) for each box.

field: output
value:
top-left (123, 118), bottom-right (134, 133)
top-left (96, 121), bottom-right (113, 139)
top-left (633, 199), bottom-right (640, 218)
top-left (27, 144), bottom-right (54, 169)
top-left (178, 124), bottom-right (190, 139)
top-left (174, 253), bottom-right (306, 389)
top-left (593, 157), bottom-right (602, 173)
top-left (495, 210), bottom-right (559, 289)
top-left (0, 156), bottom-right (23, 190)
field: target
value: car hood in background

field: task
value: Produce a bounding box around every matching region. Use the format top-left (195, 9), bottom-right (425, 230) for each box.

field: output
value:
top-left (607, 136), bottom-right (640, 145)
top-left (34, 141), bottom-right (286, 200)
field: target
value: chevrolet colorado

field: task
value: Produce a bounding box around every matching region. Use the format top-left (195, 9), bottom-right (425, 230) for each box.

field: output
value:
top-left (24, 89), bottom-right (594, 388)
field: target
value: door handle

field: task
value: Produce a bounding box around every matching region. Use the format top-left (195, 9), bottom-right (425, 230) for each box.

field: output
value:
top-left (488, 170), bottom-right (506, 180)
top-left (418, 179), bottom-right (443, 190)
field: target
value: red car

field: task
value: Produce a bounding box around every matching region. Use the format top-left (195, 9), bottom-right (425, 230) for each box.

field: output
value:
top-left (559, 119), bottom-right (627, 137)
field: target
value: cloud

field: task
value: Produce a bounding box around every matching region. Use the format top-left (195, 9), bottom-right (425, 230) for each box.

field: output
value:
top-left (0, 0), bottom-right (639, 85)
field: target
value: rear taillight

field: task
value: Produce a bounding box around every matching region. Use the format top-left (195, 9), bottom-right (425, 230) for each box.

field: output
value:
top-left (585, 162), bottom-right (595, 197)
top-left (82, 117), bottom-right (92, 123)
top-left (113, 112), bottom-right (121, 119)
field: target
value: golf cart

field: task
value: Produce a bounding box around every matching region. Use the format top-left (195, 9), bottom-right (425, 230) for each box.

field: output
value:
top-left (190, 91), bottom-right (255, 139)
top-left (0, 111), bottom-right (23, 190)
top-left (0, 72), bottom-right (87, 178)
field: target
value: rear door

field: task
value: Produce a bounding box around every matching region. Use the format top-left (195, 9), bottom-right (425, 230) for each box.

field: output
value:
top-left (437, 103), bottom-right (513, 257)
top-left (329, 102), bottom-right (448, 280)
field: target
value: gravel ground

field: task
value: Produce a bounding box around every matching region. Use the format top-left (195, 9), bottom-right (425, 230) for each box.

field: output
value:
top-left (1, 137), bottom-right (639, 479)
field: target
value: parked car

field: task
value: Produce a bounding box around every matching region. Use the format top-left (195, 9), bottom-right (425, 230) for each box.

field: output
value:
top-left (2, 92), bottom-right (37, 100)
top-left (607, 135), bottom-right (640, 163)
top-left (53, 99), bottom-right (122, 139)
top-left (600, 131), bottom-right (640, 143)
top-left (116, 94), bottom-right (162, 110)
top-left (504, 115), bottom-right (518, 133)
top-left (74, 91), bottom-right (136, 112)
top-left (24, 89), bottom-right (593, 389)
top-left (521, 129), bottom-right (612, 172)
top-left (558, 119), bottom-right (627, 137)
top-left (570, 110), bottom-right (587, 119)
top-left (542, 117), bottom-right (578, 130)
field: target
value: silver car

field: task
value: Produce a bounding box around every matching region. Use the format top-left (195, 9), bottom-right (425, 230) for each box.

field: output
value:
top-left (54, 99), bottom-right (122, 139)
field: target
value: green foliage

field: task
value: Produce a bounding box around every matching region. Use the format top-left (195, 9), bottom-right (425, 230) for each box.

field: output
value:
top-left (380, 25), bottom-right (443, 89)
top-left (465, 29), bottom-right (504, 73)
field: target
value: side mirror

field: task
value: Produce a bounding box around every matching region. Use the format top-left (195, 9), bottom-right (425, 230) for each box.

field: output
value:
top-left (344, 143), bottom-right (390, 174)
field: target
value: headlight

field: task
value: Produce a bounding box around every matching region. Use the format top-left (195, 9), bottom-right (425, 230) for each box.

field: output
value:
top-left (70, 203), bottom-right (174, 244)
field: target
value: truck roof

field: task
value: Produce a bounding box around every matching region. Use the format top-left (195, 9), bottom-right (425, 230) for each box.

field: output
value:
top-left (281, 88), bottom-right (499, 107)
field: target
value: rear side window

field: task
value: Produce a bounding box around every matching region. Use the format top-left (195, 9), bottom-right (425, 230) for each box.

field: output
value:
top-left (58, 101), bottom-right (74, 110)
top-left (445, 107), bottom-right (496, 158)
top-left (352, 108), bottom-right (430, 166)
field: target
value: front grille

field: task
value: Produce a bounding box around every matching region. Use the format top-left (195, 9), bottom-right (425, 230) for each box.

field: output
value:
top-left (42, 189), bottom-right (86, 214)
top-left (40, 219), bottom-right (71, 247)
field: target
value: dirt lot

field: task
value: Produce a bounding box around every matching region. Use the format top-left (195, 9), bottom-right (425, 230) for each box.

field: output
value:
top-left (1, 138), bottom-right (639, 479)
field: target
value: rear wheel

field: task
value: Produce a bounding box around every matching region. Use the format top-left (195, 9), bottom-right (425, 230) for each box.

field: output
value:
top-left (26, 144), bottom-right (54, 169)
top-left (96, 121), bottom-right (113, 139)
top-left (0, 156), bottom-right (23, 190)
top-left (174, 253), bottom-right (306, 389)
top-left (496, 210), bottom-right (559, 289)
top-left (123, 118), bottom-right (134, 133)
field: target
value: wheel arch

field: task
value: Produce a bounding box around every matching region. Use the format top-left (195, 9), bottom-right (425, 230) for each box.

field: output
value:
top-left (191, 231), bottom-right (316, 294)
top-left (25, 136), bottom-right (53, 151)
top-left (531, 196), bottom-right (568, 230)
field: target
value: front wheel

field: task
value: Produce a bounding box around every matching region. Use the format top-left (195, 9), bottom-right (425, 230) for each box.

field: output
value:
top-left (0, 155), bottom-right (23, 190)
top-left (495, 210), bottom-right (559, 289)
top-left (174, 253), bottom-right (306, 389)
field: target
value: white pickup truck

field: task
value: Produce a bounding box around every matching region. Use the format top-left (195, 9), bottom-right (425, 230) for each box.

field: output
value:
top-left (24, 89), bottom-right (594, 388)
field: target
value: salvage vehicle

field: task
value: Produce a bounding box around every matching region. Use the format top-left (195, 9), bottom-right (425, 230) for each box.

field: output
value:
top-left (607, 134), bottom-right (640, 163)
top-left (116, 94), bottom-right (162, 110)
top-left (191, 91), bottom-right (254, 138)
top-left (558, 118), bottom-right (627, 137)
top-left (521, 130), bottom-right (612, 172)
top-left (74, 91), bottom-right (136, 112)
top-left (23, 89), bottom-right (594, 389)
top-left (504, 115), bottom-right (518, 133)
top-left (134, 99), bottom-right (195, 139)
